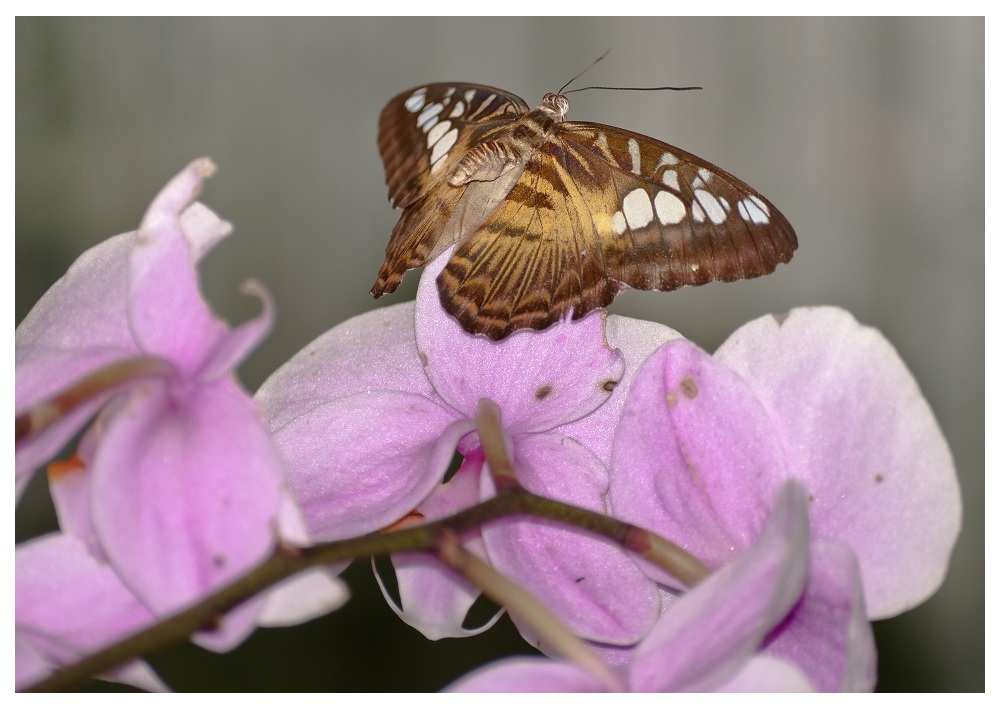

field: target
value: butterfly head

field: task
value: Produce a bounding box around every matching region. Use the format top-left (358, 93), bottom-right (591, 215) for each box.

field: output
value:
top-left (539, 93), bottom-right (570, 122)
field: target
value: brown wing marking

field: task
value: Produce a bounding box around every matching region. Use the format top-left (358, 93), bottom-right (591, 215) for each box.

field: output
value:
top-left (437, 150), bottom-right (619, 340)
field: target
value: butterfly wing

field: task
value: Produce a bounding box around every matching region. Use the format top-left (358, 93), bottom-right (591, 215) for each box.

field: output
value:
top-left (437, 147), bottom-right (623, 339)
top-left (437, 120), bottom-right (797, 339)
top-left (373, 84), bottom-right (531, 296)
top-left (557, 121), bottom-right (798, 291)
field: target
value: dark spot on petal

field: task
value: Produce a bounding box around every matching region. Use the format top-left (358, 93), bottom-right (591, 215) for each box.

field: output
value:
top-left (535, 383), bottom-right (553, 401)
top-left (875, 473), bottom-right (884, 483)
top-left (419, 351), bottom-right (429, 367)
top-left (574, 576), bottom-right (586, 583)
top-left (686, 461), bottom-right (701, 488)
top-left (666, 392), bottom-right (677, 407)
top-left (808, 494), bottom-right (816, 503)
top-left (680, 375), bottom-right (699, 399)
top-left (213, 555), bottom-right (226, 569)
top-left (602, 379), bottom-right (618, 393)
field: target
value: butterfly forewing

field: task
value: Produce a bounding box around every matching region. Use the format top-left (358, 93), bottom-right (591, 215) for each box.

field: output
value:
top-left (373, 83), bottom-right (798, 339)
top-left (378, 83), bottom-right (530, 208)
top-left (557, 122), bottom-right (797, 292)
top-left (373, 84), bottom-right (531, 297)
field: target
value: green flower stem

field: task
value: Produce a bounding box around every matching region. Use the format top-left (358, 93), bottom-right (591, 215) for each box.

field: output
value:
top-left (26, 486), bottom-right (708, 692)
top-left (15, 356), bottom-right (174, 442)
top-left (436, 531), bottom-right (623, 692)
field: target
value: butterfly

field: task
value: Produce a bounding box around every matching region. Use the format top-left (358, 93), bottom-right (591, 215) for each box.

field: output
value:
top-left (372, 83), bottom-right (797, 340)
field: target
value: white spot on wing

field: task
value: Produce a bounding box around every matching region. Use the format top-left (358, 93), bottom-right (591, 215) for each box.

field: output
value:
top-left (467, 94), bottom-right (496, 120)
top-left (749, 195), bottom-right (770, 216)
top-left (429, 128), bottom-right (459, 170)
top-left (628, 138), bottom-right (641, 175)
top-left (465, 89), bottom-right (476, 103)
top-left (405, 88), bottom-right (427, 112)
top-left (692, 200), bottom-right (706, 223)
top-left (697, 167), bottom-right (714, 183)
top-left (738, 195), bottom-right (770, 224)
top-left (416, 103), bottom-right (444, 129)
top-left (661, 170), bottom-right (680, 191)
top-left (654, 191), bottom-right (686, 225)
top-left (596, 132), bottom-right (610, 155)
top-left (695, 189), bottom-right (727, 225)
top-left (449, 101), bottom-right (465, 118)
top-left (657, 152), bottom-right (679, 167)
top-left (622, 188), bottom-right (654, 229)
top-left (612, 211), bottom-right (628, 235)
top-left (426, 120), bottom-right (452, 147)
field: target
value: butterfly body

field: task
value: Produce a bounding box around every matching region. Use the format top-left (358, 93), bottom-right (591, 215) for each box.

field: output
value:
top-left (374, 83), bottom-right (797, 340)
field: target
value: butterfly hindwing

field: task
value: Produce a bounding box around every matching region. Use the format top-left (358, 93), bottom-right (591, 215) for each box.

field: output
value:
top-left (438, 146), bottom-right (622, 339)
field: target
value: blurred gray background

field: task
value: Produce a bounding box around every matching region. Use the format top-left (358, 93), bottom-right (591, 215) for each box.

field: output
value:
top-left (15, 17), bottom-right (983, 691)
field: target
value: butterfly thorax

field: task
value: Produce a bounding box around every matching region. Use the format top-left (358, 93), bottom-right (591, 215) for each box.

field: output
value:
top-left (447, 96), bottom-right (567, 188)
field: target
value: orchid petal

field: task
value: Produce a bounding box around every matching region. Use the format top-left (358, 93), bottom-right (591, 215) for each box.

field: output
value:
top-left (629, 481), bottom-right (811, 692)
top-left (15, 533), bottom-right (159, 691)
top-left (715, 306), bottom-right (961, 618)
top-left (387, 457), bottom-right (495, 639)
top-left (15, 172), bottom-right (236, 490)
top-left (256, 301), bottom-right (431, 432)
top-left (610, 339), bottom-right (788, 581)
top-left (382, 553), bottom-right (496, 640)
top-left (416, 248), bottom-right (624, 434)
top-left (256, 568), bottom-right (351, 627)
top-left (559, 314), bottom-right (683, 466)
top-left (763, 541), bottom-right (877, 692)
top-left (46, 446), bottom-right (101, 559)
top-left (15, 230), bottom-right (138, 408)
top-left (91, 379), bottom-right (283, 619)
top-left (447, 656), bottom-right (605, 692)
top-left (484, 434), bottom-right (659, 645)
top-left (196, 279), bottom-right (275, 382)
top-left (15, 229), bottom-right (139, 488)
top-left (15, 398), bottom-right (109, 499)
top-left (273, 391), bottom-right (473, 540)
top-left (15, 634), bottom-right (50, 692)
top-left (714, 655), bottom-right (815, 691)
top-left (190, 596), bottom-right (266, 654)
top-left (128, 159), bottom-right (229, 375)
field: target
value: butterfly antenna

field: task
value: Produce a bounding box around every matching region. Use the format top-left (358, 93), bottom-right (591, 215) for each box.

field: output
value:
top-left (558, 49), bottom-right (613, 95)
top-left (564, 85), bottom-right (702, 94)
